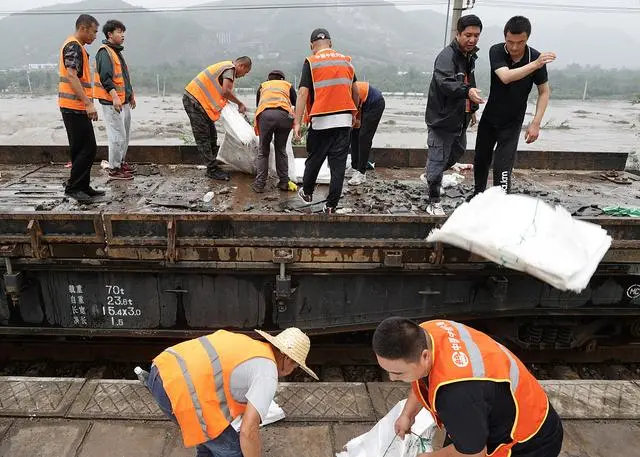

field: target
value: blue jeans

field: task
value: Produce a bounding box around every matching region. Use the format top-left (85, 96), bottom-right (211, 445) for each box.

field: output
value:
top-left (147, 365), bottom-right (243, 457)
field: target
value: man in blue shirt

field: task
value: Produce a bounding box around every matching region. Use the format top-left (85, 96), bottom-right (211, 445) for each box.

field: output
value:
top-left (348, 82), bottom-right (385, 186)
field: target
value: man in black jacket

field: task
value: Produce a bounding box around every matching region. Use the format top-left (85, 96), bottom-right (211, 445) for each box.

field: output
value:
top-left (423, 15), bottom-right (484, 216)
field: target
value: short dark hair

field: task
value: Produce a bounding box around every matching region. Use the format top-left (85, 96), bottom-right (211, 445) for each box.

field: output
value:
top-left (103, 19), bottom-right (126, 38)
top-left (75, 14), bottom-right (98, 30)
top-left (372, 317), bottom-right (428, 362)
top-left (235, 56), bottom-right (252, 67)
top-left (457, 14), bottom-right (483, 33)
top-left (504, 16), bottom-right (531, 37)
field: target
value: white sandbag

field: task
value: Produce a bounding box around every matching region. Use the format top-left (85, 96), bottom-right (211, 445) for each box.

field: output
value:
top-left (219, 103), bottom-right (256, 146)
top-left (230, 400), bottom-right (285, 431)
top-left (294, 154), bottom-right (353, 185)
top-left (336, 399), bottom-right (435, 457)
top-left (426, 187), bottom-right (612, 292)
top-left (217, 104), bottom-right (298, 181)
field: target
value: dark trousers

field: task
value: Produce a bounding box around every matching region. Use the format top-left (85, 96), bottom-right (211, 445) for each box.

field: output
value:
top-left (62, 111), bottom-right (97, 193)
top-left (256, 109), bottom-right (293, 187)
top-left (183, 93), bottom-right (220, 172)
top-left (425, 124), bottom-right (468, 203)
top-left (474, 119), bottom-right (522, 194)
top-left (147, 365), bottom-right (243, 457)
top-left (350, 98), bottom-right (385, 173)
top-left (303, 127), bottom-right (351, 209)
top-left (442, 403), bottom-right (563, 457)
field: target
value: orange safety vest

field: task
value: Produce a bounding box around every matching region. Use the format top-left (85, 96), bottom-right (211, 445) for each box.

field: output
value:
top-left (356, 81), bottom-right (369, 108)
top-left (58, 36), bottom-right (92, 111)
top-left (412, 320), bottom-right (549, 457)
top-left (93, 45), bottom-right (126, 102)
top-left (306, 48), bottom-right (356, 119)
top-left (185, 61), bottom-right (235, 122)
top-left (153, 330), bottom-right (275, 447)
top-left (254, 80), bottom-right (293, 135)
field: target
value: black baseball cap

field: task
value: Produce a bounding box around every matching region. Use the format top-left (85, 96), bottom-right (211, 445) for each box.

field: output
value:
top-left (310, 28), bottom-right (331, 42)
top-left (268, 69), bottom-right (285, 79)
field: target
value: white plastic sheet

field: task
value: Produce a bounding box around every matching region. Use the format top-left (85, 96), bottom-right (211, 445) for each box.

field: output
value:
top-left (336, 399), bottom-right (435, 457)
top-left (230, 400), bottom-right (285, 432)
top-left (217, 103), bottom-right (297, 181)
top-left (426, 187), bottom-right (612, 293)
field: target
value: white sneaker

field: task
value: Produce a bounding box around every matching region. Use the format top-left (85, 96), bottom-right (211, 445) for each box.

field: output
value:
top-left (348, 171), bottom-right (366, 186)
top-left (426, 202), bottom-right (445, 216)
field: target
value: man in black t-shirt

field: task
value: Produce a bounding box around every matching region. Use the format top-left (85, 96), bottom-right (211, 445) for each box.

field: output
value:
top-left (373, 317), bottom-right (563, 457)
top-left (473, 16), bottom-right (555, 195)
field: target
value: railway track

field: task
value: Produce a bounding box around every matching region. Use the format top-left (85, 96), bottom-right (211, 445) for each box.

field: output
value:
top-left (1, 336), bottom-right (639, 382)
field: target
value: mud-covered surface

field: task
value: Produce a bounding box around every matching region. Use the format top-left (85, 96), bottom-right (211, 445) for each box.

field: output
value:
top-left (1, 161), bottom-right (639, 215)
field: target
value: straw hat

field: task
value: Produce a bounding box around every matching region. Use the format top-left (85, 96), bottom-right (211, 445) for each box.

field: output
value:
top-left (255, 328), bottom-right (318, 380)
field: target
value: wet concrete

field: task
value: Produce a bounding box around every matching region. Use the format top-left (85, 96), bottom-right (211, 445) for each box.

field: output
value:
top-left (0, 418), bottom-right (638, 457)
top-left (0, 162), bottom-right (638, 215)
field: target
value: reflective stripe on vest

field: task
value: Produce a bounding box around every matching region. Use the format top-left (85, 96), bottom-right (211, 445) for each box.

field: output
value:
top-left (153, 330), bottom-right (276, 447)
top-left (93, 45), bottom-right (126, 102)
top-left (412, 320), bottom-right (549, 457)
top-left (185, 61), bottom-right (234, 122)
top-left (58, 36), bottom-right (92, 110)
top-left (306, 49), bottom-right (356, 118)
top-left (254, 80), bottom-right (293, 135)
top-left (356, 81), bottom-right (369, 108)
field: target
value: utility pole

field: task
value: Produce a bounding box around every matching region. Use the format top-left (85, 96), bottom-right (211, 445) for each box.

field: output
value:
top-left (450, 0), bottom-right (464, 45)
top-left (445, 0), bottom-right (475, 45)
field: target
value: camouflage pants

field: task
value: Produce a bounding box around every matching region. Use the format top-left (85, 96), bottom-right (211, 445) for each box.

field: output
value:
top-left (182, 93), bottom-right (220, 171)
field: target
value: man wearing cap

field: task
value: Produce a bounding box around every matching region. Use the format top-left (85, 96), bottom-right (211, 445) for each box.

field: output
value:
top-left (136, 327), bottom-right (317, 457)
top-left (252, 70), bottom-right (297, 193)
top-left (373, 317), bottom-right (563, 457)
top-left (293, 28), bottom-right (359, 214)
top-left (184, 56), bottom-right (252, 181)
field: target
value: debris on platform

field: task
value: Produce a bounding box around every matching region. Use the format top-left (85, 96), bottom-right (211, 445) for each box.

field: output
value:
top-left (336, 399), bottom-right (434, 457)
top-left (427, 187), bottom-right (612, 292)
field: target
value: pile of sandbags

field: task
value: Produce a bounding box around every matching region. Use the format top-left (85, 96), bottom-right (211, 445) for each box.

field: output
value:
top-left (426, 187), bottom-right (612, 292)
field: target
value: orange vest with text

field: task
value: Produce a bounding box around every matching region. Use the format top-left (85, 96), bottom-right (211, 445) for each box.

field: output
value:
top-left (153, 330), bottom-right (276, 447)
top-left (412, 320), bottom-right (549, 457)
top-left (58, 36), bottom-right (92, 111)
top-left (305, 49), bottom-right (356, 119)
top-left (93, 45), bottom-right (126, 102)
top-left (185, 61), bottom-right (235, 121)
top-left (254, 79), bottom-right (293, 135)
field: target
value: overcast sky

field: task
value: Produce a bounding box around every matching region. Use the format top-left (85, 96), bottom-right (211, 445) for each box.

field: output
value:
top-left (2, 0), bottom-right (638, 31)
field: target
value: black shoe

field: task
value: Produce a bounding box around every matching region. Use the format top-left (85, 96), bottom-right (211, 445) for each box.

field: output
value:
top-left (251, 183), bottom-right (265, 193)
top-left (65, 190), bottom-right (94, 202)
top-left (322, 204), bottom-right (336, 214)
top-left (85, 186), bottom-right (106, 197)
top-left (277, 180), bottom-right (289, 191)
top-left (206, 168), bottom-right (230, 181)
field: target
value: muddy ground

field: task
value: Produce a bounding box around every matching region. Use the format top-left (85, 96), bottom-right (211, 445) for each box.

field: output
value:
top-left (1, 161), bottom-right (638, 215)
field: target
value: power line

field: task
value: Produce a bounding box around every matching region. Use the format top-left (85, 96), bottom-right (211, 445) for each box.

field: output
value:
top-left (0, 0), bottom-right (449, 16)
top-left (479, 0), bottom-right (640, 13)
